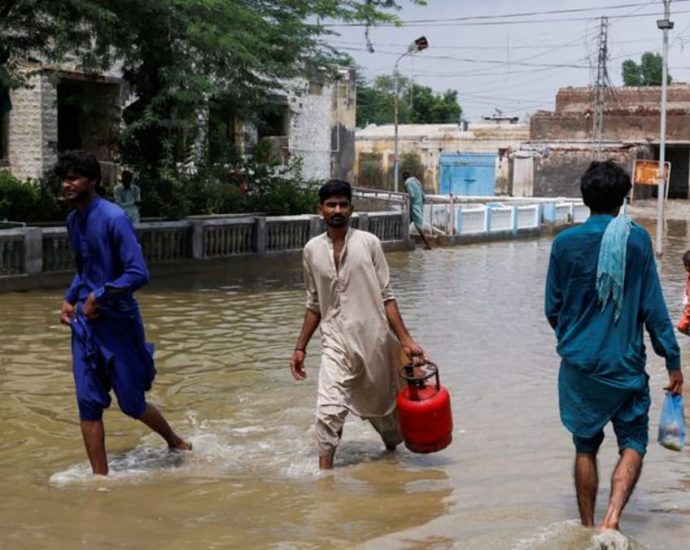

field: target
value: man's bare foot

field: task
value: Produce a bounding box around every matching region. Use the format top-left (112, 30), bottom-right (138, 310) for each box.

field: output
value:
top-left (168, 437), bottom-right (192, 451)
top-left (598, 520), bottom-right (619, 532)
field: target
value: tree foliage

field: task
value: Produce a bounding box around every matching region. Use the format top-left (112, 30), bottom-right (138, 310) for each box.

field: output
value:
top-left (357, 74), bottom-right (462, 126)
top-left (622, 52), bottom-right (671, 86)
top-left (1, 0), bottom-right (426, 175)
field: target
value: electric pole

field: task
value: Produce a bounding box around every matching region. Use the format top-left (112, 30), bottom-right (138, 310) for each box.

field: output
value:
top-left (656, 0), bottom-right (673, 257)
top-left (592, 17), bottom-right (609, 159)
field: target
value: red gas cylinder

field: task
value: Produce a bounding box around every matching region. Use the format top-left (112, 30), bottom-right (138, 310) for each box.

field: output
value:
top-left (397, 362), bottom-right (453, 453)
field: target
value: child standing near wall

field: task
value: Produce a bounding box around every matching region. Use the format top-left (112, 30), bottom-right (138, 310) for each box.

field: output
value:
top-left (677, 250), bottom-right (690, 334)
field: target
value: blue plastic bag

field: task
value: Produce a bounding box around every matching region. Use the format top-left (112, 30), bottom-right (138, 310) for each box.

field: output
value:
top-left (658, 393), bottom-right (686, 451)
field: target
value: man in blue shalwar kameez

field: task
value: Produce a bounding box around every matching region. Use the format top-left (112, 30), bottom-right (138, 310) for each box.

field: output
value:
top-left (545, 160), bottom-right (683, 531)
top-left (57, 150), bottom-right (190, 475)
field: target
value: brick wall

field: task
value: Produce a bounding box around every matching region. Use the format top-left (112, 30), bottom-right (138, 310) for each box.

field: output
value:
top-left (534, 85), bottom-right (690, 143)
top-left (8, 73), bottom-right (53, 180)
top-left (555, 85), bottom-right (690, 112)
top-left (530, 110), bottom-right (690, 142)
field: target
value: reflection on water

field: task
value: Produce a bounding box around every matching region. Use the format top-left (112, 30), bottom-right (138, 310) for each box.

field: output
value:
top-left (1, 220), bottom-right (690, 548)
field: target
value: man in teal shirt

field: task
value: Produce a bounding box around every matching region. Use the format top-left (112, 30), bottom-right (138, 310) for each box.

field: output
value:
top-left (545, 160), bottom-right (683, 531)
top-left (403, 171), bottom-right (432, 250)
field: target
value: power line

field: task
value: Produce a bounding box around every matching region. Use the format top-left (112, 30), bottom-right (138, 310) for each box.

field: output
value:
top-left (325, 37), bottom-right (663, 51)
top-left (323, 6), bottom-right (690, 28)
top-left (337, 46), bottom-right (591, 69)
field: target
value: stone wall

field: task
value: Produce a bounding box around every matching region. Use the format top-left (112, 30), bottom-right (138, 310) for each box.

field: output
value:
top-left (289, 80), bottom-right (332, 181)
top-left (331, 70), bottom-right (357, 183)
top-left (287, 69), bottom-right (356, 183)
top-left (7, 70), bottom-right (121, 180)
top-left (8, 73), bottom-right (51, 180)
top-left (531, 147), bottom-right (638, 197)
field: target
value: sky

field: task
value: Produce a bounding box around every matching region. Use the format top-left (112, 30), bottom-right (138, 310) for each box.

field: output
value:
top-left (322, 0), bottom-right (690, 122)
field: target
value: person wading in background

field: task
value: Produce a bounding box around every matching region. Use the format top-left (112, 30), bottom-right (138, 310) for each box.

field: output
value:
top-left (403, 170), bottom-right (432, 250)
top-left (113, 169), bottom-right (141, 224)
top-left (290, 179), bottom-right (426, 469)
top-left (545, 160), bottom-right (683, 530)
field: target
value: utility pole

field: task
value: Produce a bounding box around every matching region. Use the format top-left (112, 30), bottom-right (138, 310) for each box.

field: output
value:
top-left (656, 0), bottom-right (673, 257)
top-left (592, 17), bottom-right (609, 159)
top-left (393, 36), bottom-right (428, 192)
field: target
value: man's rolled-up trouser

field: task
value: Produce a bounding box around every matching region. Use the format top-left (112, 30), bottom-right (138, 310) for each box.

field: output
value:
top-left (316, 350), bottom-right (402, 456)
top-left (316, 406), bottom-right (402, 456)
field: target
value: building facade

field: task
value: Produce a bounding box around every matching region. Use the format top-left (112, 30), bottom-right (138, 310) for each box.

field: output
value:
top-left (525, 85), bottom-right (690, 198)
top-left (355, 120), bottom-right (528, 194)
top-left (1, 66), bottom-right (356, 185)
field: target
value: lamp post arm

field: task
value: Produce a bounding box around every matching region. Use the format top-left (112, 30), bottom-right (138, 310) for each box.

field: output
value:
top-left (393, 52), bottom-right (408, 193)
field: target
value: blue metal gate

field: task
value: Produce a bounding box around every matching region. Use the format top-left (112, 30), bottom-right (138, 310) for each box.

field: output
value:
top-left (439, 152), bottom-right (496, 196)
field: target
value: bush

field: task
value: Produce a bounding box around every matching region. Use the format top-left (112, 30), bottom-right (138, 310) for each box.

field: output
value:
top-left (0, 152), bottom-right (321, 223)
top-left (0, 171), bottom-right (67, 223)
top-left (137, 154), bottom-right (320, 219)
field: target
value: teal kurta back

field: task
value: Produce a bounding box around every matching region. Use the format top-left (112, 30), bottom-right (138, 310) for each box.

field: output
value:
top-left (404, 177), bottom-right (425, 228)
top-left (545, 215), bottom-right (680, 437)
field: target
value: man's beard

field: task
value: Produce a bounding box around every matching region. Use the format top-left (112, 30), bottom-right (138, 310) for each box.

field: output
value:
top-left (326, 215), bottom-right (347, 227)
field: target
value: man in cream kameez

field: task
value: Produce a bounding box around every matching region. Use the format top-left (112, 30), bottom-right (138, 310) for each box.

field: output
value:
top-left (290, 180), bottom-right (426, 469)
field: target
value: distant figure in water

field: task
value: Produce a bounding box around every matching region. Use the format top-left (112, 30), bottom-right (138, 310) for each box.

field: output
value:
top-left (290, 179), bottom-right (426, 469)
top-left (113, 169), bottom-right (141, 224)
top-left (402, 170), bottom-right (432, 250)
top-left (57, 150), bottom-right (190, 475)
top-left (545, 160), bottom-right (683, 530)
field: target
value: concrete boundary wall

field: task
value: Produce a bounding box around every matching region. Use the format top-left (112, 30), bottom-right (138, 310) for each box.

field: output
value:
top-left (0, 211), bottom-right (411, 284)
top-left (421, 195), bottom-right (589, 238)
top-left (0, 201), bottom-right (588, 291)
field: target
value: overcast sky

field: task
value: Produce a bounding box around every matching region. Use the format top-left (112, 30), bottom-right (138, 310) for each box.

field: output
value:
top-left (323, 0), bottom-right (690, 121)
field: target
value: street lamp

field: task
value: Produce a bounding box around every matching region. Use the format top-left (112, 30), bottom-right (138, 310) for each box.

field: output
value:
top-left (656, 0), bottom-right (673, 257)
top-left (393, 36), bottom-right (429, 192)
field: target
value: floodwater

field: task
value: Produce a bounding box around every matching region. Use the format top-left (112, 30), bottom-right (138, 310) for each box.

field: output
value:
top-left (1, 218), bottom-right (690, 550)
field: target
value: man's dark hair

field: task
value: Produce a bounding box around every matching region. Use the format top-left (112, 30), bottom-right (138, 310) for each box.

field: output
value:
top-left (54, 150), bottom-right (102, 184)
top-left (683, 249), bottom-right (690, 266)
top-left (580, 160), bottom-right (631, 213)
top-left (319, 179), bottom-right (352, 204)
top-left (402, 170), bottom-right (412, 179)
top-left (121, 170), bottom-right (133, 184)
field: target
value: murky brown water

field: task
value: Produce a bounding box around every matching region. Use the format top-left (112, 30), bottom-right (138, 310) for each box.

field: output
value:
top-left (1, 219), bottom-right (690, 549)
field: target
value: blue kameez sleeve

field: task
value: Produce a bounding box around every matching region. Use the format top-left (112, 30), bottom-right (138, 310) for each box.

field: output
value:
top-left (640, 235), bottom-right (681, 371)
top-left (94, 215), bottom-right (149, 301)
top-left (64, 273), bottom-right (82, 304)
top-left (545, 243), bottom-right (562, 331)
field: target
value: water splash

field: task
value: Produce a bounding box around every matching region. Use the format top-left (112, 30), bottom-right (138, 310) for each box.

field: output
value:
top-left (588, 529), bottom-right (639, 550)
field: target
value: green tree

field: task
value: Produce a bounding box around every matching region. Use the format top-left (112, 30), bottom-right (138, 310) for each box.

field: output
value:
top-left (357, 74), bottom-right (412, 126)
top-left (1, 1), bottom-right (426, 176)
top-left (404, 85), bottom-right (461, 124)
top-left (357, 74), bottom-right (461, 126)
top-left (622, 52), bottom-right (671, 86)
